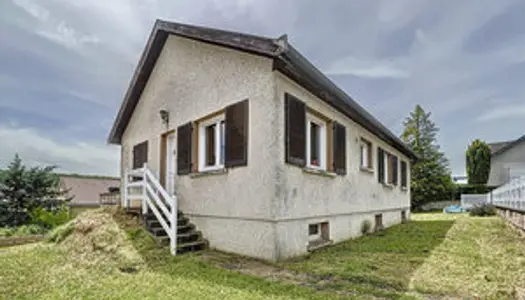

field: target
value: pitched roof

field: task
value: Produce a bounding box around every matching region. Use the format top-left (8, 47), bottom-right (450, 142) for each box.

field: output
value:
top-left (60, 176), bottom-right (120, 207)
top-left (108, 19), bottom-right (417, 160)
top-left (490, 135), bottom-right (525, 157)
top-left (488, 141), bottom-right (513, 154)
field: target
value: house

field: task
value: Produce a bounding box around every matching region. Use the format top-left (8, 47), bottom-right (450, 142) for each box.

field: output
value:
top-left (108, 20), bottom-right (416, 261)
top-left (487, 135), bottom-right (525, 186)
top-left (59, 175), bottom-right (120, 214)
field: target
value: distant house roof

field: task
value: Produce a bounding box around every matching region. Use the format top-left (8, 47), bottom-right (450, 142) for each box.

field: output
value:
top-left (488, 141), bottom-right (513, 154)
top-left (489, 135), bottom-right (525, 157)
top-left (107, 19), bottom-right (417, 161)
top-left (60, 175), bottom-right (120, 207)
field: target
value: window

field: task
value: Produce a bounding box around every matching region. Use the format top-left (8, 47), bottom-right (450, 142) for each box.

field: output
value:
top-left (378, 148), bottom-right (398, 185)
top-left (132, 141), bottom-right (148, 169)
top-left (383, 152), bottom-right (398, 185)
top-left (284, 93), bottom-right (346, 175)
top-left (401, 211), bottom-right (407, 223)
top-left (132, 141), bottom-right (148, 181)
top-left (198, 114), bottom-right (225, 171)
top-left (308, 222), bottom-right (329, 241)
top-left (176, 100), bottom-right (249, 175)
top-left (306, 113), bottom-right (327, 170)
top-left (400, 161), bottom-right (408, 188)
top-left (308, 224), bottom-right (319, 236)
top-left (375, 214), bottom-right (383, 232)
top-left (360, 138), bottom-right (373, 169)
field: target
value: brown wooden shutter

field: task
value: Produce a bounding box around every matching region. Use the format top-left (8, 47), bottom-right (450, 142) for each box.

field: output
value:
top-left (225, 99), bottom-right (249, 167)
top-left (377, 147), bottom-right (384, 183)
top-left (132, 141), bottom-right (148, 169)
top-left (285, 93), bottom-right (306, 166)
top-left (177, 122), bottom-right (193, 175)
top-left (392, 155), bottom-right (398, 185)
top-left (401, 161), bottom-right (407, 187)
top-left (332, 121), bottom-right (346, 175)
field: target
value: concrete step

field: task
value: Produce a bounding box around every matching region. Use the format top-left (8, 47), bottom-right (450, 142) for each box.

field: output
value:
top-left (177, 231), bottom-right (202, 244)
top-left (149, 226), bottom-right (168, 237)
top-left (157, 237), bottom-right (208, 253)
top-left (177, 239), bottom-right (208, 254)
top-left (177, 223), bottom-right (195, 234)
top-left (146, 217), bottom-right (189, 229)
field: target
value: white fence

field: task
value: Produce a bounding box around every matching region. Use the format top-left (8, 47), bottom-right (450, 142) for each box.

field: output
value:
top-left (492, 176), bottom-right (525, 212)
top-left (460, 194), bottom-right (490, 210)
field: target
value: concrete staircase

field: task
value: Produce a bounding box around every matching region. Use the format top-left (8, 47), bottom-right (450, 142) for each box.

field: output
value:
top-left (124, 165), bottom-right (207, 255)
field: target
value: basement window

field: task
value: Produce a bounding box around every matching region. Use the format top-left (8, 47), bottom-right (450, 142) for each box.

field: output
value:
top-left (401, 211), bottom-right (407, 223)
top-left (375, 214), bottom-right (384, 232)
top-left (308, 224), bottom-right (319, 236)
top-left (308, 222), bottom-right (330, 241)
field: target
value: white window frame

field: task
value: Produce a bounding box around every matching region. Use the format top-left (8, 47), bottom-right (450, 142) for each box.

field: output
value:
top-left (384, 152), bottom-right (391, 184)
top-left (306, 113), bottom-right (327, 170)
top-left (360, 138), bottom-right (372, 169)
top-left (308, 223), bottom-right (321, 241)
top-left (383, 151), bottom-right (397, 185)
top-left (198, 114), bottom-right (225, 172)
top-left (401, 160), bottom-right (408, 188)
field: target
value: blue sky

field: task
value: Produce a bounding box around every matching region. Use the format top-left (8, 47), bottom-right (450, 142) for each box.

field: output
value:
top-left (1, 0), bottom-right (525, 176)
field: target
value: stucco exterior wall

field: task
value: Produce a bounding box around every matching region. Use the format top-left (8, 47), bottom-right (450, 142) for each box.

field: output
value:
top-left (488, 141), bottom-right (525, 186)
top-left (272, 73), bottom-right (411, 259)
top-left (275, 209), bottom-right (408, 259)
top-left (120, 35), bottom-right (280, 260)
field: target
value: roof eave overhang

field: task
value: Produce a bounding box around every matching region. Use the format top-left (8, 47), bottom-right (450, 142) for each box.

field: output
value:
top-left (274, 47), bottom-right (417, 161)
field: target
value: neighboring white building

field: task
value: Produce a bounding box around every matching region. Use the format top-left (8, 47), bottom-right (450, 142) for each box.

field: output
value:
top-left (108, 20), bottom-right (416, 261)
top-left (488, 136), bottom-right (525, 187)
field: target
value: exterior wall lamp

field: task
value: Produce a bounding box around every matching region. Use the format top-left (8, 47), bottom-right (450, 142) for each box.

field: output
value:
top-left (159, 109), bottom-right (169, 125)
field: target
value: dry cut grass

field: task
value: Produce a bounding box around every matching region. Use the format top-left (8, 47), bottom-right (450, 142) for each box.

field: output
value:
top-left (0, 208), bottom-right (343, 300)
top-left (2, 209), bottom-right (525, 299)
top-left (410, 215), bottom-right (525, 299)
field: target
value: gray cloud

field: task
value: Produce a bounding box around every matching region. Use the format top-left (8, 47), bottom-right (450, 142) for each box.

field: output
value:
top-left (1, 0), bottom-right (525, 176)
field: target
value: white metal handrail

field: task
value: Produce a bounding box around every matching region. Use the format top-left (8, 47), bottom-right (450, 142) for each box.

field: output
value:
top-left (124, 163), bottom-right (178, 255)
top-left (491, 176), bottom-right (525, 212)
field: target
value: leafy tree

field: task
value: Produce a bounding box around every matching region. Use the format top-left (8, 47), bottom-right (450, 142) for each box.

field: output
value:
top-left (466, 139), bottom-right (491, 184)
top-left (0, 154), bottom-right (71, 227)
top-left (401, 105), bottom-right (454, 209)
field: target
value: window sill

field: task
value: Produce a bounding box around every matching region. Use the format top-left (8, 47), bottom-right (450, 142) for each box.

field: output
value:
top-left (190, 168), bottom-right (228, 178)
top-left (359, 166), bottom-right (374, 174)
top-left (302, 167), bottom-right (337, 178)
top-left (307, 239), bottom-right (333, 252)
top-left (382, 183), bottom-right (396, 189)
top-left (401, 186), bottom-right (408, 192)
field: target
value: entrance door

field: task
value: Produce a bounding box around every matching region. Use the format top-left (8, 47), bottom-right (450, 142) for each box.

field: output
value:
top-left (165, 131), bottom-right (177, 196)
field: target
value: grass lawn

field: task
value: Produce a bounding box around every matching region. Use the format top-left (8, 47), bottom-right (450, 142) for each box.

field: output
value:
top-left (1, 210), bottom-right (525, 299)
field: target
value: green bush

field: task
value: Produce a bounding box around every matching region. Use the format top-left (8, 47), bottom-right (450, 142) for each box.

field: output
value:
top-left (0, 154), bottom-right (72, 227)
top-left (15, 224), bottom-right (46, 236)
top-left (361, 220), bottom-right (372, 235)
top-left (469, 204), bottom-right (496, 217)
top-left (0, 227), bottom-right (15, 237)
top-left (0, 224), bottom-right (46, 237)
top-left (30, 206), bottom-right (71, 229)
